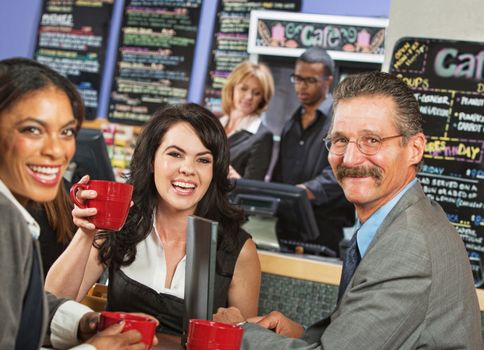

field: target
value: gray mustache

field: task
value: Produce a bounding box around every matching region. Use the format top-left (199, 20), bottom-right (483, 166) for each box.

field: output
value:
top-left (336, 166), bottom-right (383, 183)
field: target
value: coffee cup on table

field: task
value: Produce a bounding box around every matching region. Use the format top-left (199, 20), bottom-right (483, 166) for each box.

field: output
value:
top-left (98, 311), bottom-right (157, 349)
top-left (70, 180), bottom-right (133, 231)
top-left (186, 319), bottom-right (244, 350)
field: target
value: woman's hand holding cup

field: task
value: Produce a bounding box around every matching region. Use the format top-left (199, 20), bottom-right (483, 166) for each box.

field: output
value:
top-left (70, 176), bottom-right (134, 232)
top-left (71, 175), bottom-right (99, 236)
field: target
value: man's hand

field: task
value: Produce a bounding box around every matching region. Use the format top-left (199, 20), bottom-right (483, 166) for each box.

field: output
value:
top-left (213, 307), bottom-right (245, 324)
top-left (228, 165), bottom-right (242, 179)
top-left (296, 184), bottom-right (315, 201)
top-left (248, 311), bottom-right (304, 338)
top-left (214, 308), bottom-right (304, 339)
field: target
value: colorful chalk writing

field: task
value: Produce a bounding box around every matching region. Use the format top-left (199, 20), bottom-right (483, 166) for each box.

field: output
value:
top-left (109, 0), bottom-right (201, 125)
top-left (34, 0), bottom-right (114, 119)
top-left (391, 38), bottom-right (484, 287)
top-left (203, 1), bottom-right (301, 115)
top-left (424, 138), bottom-right (482, 163)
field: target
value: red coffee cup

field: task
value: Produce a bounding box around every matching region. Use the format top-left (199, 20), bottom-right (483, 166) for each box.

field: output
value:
top-left (186, 319), bottom-right (244, 350)
top-left (98, 311), bottom-right (157, 349)
top-left (70, 180), bottom-right (133, 231)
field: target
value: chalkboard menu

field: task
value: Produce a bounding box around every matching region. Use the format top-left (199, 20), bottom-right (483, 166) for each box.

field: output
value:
top-left (203, 0), bottom-right (301, 115)
top-left (247, 11), bottom-right (387, 63)
top-left (109, 0), bottom-right (201, 125)
top-left (390, 37), bottom-right (484, 287)
top-left (34, 0), bottom-right (114, 120)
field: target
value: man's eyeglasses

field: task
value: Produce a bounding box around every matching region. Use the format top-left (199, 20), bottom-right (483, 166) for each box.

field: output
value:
top-left (324, 134), bottom-right (403, 156)
top-left (290, 74), bottom-right (328, 85)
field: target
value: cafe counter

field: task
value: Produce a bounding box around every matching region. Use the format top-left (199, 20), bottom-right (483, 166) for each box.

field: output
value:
top-left (257, 250), bottom-right (484, 311)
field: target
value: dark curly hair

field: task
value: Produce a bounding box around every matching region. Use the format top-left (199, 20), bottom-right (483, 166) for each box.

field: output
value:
top-left (96, 103), bottom-right (244, 268)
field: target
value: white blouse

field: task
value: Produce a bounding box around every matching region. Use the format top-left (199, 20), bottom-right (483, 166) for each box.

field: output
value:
top-left (120, 219), bottom-right (186, 299)
top-left (219, 114), bottom-right (261, 137)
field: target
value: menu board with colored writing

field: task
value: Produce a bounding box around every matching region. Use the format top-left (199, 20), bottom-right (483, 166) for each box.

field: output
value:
top-left (204, 0), bottom-right (301, 115)
top-left (390, 38), bottom-right (484, 287)
top-left (247, 10), bottom-right (387, 63)
top-left (109, 0), bottom-right (201, 125)
top-left (34, 0), bottom-right (114, 120)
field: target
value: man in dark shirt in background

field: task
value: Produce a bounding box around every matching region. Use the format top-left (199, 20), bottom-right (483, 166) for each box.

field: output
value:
top-left (271, 47), bottom-right (354, 256)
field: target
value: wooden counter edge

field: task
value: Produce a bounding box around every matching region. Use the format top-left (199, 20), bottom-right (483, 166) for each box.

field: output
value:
top-left (258, 250), bottom-right (342, 286)
top-left (257, 250), bottom-right (484, 311)
top-left (82, 118), bottom-right (108, 129)
top-left (476, 289), bottom-right (484, 311)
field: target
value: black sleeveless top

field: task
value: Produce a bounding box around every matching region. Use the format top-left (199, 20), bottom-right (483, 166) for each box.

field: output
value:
top-left (106, 228), bottom-right (250, 335)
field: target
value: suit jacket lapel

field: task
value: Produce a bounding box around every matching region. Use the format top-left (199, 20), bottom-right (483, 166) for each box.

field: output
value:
top-left (365, 182), bottom-right (424, 257)
top-left (228, 130), bottom-right (253, 148)
top-left (330, 181), bottom-right (424, 311)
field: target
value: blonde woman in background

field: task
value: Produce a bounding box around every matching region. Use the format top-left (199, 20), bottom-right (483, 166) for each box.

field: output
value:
top-left (220, 61), bottom-right (274, 180)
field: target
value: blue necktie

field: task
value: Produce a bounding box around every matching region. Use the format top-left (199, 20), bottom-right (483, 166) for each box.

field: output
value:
top-left (337, 232), bottom-right (361, 302)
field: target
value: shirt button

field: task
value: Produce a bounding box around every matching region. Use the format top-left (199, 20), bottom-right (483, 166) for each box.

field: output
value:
top-left (299, 140), bottom-right (304, 145)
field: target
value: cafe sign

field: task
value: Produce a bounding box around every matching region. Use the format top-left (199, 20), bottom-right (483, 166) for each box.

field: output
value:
top-left (248, 10), bottom-right (388, 63)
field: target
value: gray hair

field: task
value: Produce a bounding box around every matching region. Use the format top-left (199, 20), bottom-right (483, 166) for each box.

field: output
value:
top-left (333, 71), bottom-right (423, 142)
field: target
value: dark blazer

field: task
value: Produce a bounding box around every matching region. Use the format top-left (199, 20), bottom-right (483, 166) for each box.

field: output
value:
top-left (271, 99), bottom-right (354, 253)
top-left (228, 123), bottom-right (273, 180)
top-left (240, 182), bottom-right (483, 349)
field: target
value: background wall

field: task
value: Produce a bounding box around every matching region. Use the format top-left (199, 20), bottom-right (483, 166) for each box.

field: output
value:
top-left (0, 0), bottom-right (389, 118)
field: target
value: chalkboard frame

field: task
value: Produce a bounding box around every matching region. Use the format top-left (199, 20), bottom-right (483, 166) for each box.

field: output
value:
top-left (248, 10), bottom-right (388, 63)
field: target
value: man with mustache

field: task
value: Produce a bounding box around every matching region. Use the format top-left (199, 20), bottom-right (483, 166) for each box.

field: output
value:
top-left (270, 47), bottom-right (354, 256)
top-left (215, 71), bottom-right (482, 349)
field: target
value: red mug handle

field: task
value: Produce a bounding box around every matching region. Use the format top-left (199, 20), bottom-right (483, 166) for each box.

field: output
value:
top-left (70, 183), bottom-right (89, 209)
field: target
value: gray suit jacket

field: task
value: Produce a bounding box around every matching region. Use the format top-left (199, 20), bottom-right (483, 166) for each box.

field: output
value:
top-left (0, 192), bottom-right (67, 349)
top-left (242, 182), bottom-right (482, 349)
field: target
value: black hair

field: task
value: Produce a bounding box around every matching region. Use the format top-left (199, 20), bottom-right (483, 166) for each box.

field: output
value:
top-left (298, 47), bottom-right (335, 77)
top-left (0, 57), bottom-right (84, 243)
top-left (96, 103), bottom-right (245, 268)
top-left (0, 57), bottom-right (84, 127)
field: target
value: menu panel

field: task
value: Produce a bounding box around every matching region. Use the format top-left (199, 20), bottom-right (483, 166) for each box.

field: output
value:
top-left (34, 0), bottom-right (114, 119)
top-left (109, 0), bottom-right (201, 125)
top-left (390, 38), bottom-right (484, 286)
top-left (204, 0), bottom-right (301, 115)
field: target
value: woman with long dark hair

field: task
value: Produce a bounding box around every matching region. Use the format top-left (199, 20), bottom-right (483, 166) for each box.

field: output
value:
top-left (46, 103), bottom-right (261, 335)
top-left (0, 57), bottom-right (149, 349)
